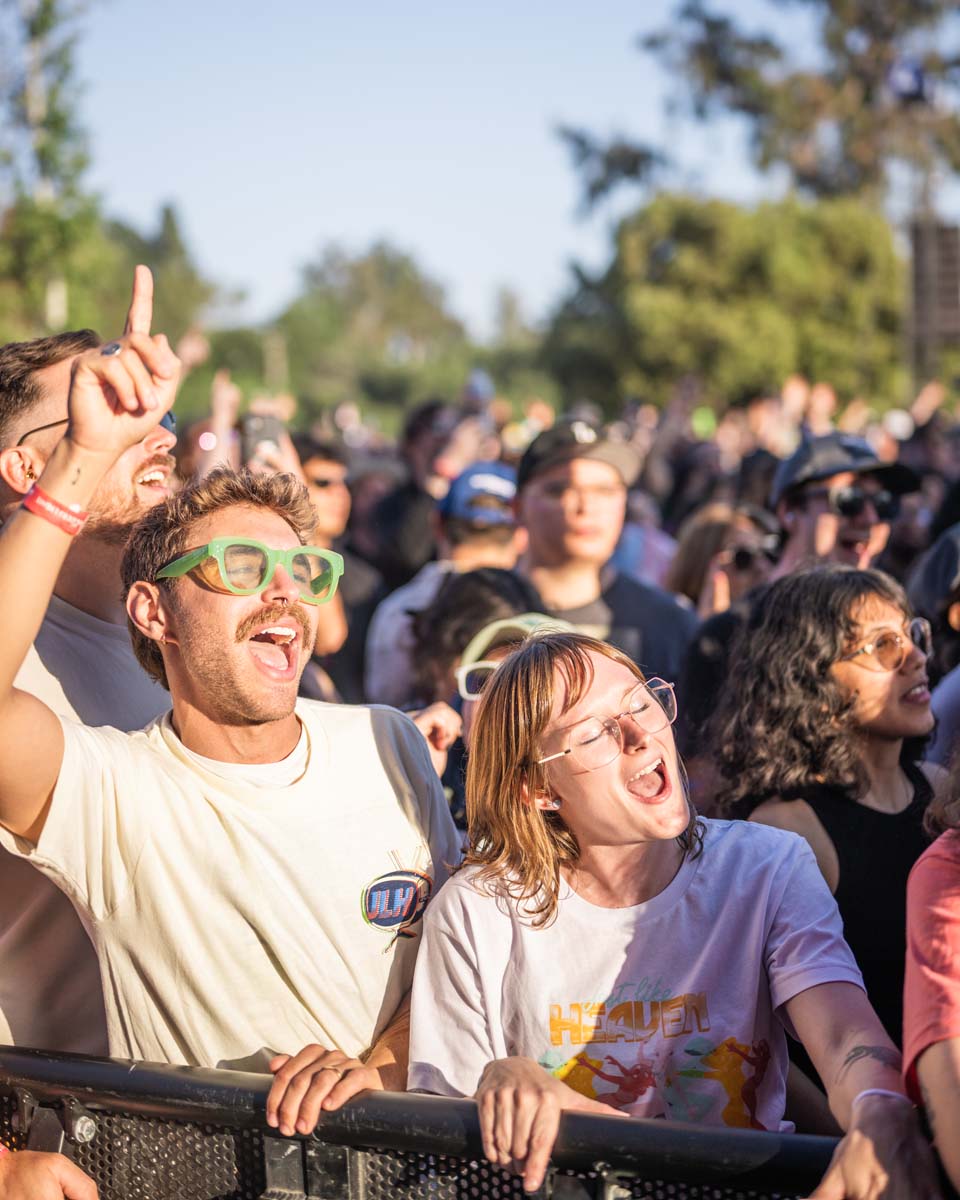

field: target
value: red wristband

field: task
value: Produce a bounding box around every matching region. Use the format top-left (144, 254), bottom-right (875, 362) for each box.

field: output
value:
top-left (0, 1142), bottom-right (9, 1156)
top-left (22, 483), bottom-right (88, 536)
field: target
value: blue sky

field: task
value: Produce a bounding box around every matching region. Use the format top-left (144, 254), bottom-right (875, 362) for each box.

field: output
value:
top-left (76, 1), bottom-right (821, 338)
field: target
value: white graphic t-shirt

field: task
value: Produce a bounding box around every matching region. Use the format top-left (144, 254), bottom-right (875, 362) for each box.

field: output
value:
top-left (408, 820), bottom-right (863, 1131)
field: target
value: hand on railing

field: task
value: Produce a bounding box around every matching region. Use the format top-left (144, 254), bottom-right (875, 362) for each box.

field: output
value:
top-left (266, 1043), bottom-right (385, 1137)
top-left (475, 1057), bottom-right (628, 1194)
top-left (0, 1150), bottom-right (98, 1199)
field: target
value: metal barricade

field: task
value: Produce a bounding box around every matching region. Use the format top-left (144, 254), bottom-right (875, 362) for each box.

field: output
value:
top-left (0, 1046), bottom-right (838, 1199)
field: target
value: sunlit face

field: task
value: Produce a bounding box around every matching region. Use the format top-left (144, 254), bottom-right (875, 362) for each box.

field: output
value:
top-left (28, 357), bottom-right (177, 543)
top-left (790, 471), bottom-right (891, 568)
top-left (301, 456), bottom-right (351, 545)
top-left (536, 650), bottom-right (688, 850)
top-left (519, 458), bottom-right (626, 567)
top-left (830, 595), bottom-right (933, 741)
top-left (157, 504), bottom-right (320, 725)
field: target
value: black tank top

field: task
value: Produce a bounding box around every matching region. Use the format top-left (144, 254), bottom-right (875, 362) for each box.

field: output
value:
top-left (804, 761), bottom-right (932, 1047)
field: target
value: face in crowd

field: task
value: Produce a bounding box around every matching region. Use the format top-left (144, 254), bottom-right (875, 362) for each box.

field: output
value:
top-left (831, 592), bottom-right (934, 743)
top-left (518, 458), bottom-right (626, 567)
top-left (780, 470), bottom-right (897, 570)
top-left (300, 454), bottom-right (351, 546)
top-left (8, 354), bottom-right (177, 540)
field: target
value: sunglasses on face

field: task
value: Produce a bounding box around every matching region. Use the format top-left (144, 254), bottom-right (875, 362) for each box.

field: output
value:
top-left (729, 536), bottom-right (781, 572)
top-left (456, 660), bottom-right (500, 701)
top-left (156, 537), bottom-right (344, 605)
top-left (307, 475), bottom-right (348, 489)
top-left (16, 409), bottom-right (177, 447)
top-left (803, 483), bottom-right (900, 522)
top-left (840, 616), bottom-right (932, 673)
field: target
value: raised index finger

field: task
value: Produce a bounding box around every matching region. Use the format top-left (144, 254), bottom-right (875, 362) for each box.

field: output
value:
top-left (124, 264), bottom-right (154, 336)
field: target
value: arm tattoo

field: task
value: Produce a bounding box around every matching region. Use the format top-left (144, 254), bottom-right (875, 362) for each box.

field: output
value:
top-left (835, 1044), bottom-right (902, 1083)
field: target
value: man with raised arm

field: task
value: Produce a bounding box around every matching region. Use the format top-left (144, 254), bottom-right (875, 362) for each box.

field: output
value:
top-left (0, 276), bottom-right (462, 1113)
top-left (0, 269), bottom-right (175, 1057)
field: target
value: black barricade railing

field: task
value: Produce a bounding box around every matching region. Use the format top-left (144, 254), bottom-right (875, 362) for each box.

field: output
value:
top-left (0, 1045), bottom-right (840, 1200)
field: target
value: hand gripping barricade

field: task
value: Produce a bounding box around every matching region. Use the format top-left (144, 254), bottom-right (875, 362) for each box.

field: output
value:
top-left (0, 1046), bottom-right (839, 1200)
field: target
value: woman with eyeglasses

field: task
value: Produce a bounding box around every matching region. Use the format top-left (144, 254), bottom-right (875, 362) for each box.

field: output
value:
top-left (407, 630), bottom-right (938, 1196)
top-left (712, 565), bottom-right (943, 1055)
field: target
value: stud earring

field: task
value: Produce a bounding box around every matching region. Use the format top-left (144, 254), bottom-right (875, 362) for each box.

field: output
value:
top-left (24, 467), bottom-right (36, 481)
top-left (546, 797), bottom-right (562, 811)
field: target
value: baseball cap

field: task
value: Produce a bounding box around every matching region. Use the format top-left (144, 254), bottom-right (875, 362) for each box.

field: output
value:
top-left (460, 612), bottom-right (576, 668)
top-left (437, 461), bottom-right (517, 526)
top-left (769, 432), bottom-right (920, 509)
top-left (517, 420), bottom-right (641, 490)
top-left (908, 523), bottom-right (960, 619)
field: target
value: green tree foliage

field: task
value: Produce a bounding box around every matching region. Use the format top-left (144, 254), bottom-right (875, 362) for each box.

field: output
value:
top-left (544, 192), bottom-right (906, 412)
top-left (274, 241), bottom-right (472, 420)
top-left (563, 1), bottom-right (960, 207)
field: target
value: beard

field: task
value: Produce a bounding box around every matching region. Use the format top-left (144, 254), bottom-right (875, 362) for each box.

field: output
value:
top-left (80, 454), bottom-right (176, 547)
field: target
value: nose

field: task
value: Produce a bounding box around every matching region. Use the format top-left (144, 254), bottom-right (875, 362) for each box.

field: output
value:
top-left (619, 712), bottom-right (651, 752)
top-left (142, 420), bottom-right (177, 455)
top-left (261, 562), bottom-right (301, 607)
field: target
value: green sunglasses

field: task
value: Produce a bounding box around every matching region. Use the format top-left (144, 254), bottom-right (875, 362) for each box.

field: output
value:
top-left (156, 537), bottom-right (344, 605)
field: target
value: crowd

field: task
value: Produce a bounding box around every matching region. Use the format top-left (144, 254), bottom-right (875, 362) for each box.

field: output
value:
top-left (4, 267), bottom-right (960, 1198)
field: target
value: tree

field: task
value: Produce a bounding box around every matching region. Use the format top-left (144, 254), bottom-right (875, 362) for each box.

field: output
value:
top-left (275, 241), bottom-right (470, 418)
top-left (543, 192), bottom-right (906, 412)
top-left (562, 1), bottom-right (960, 207)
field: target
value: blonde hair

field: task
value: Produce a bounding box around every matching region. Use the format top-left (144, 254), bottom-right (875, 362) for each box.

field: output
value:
top-left (120, 467), bottom-right (318, 689)
top-left (463, 631), bottom-right (700, 926)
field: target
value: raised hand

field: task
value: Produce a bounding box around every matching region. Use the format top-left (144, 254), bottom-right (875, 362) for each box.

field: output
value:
top-left (66, 265), bottom-right (181, 459)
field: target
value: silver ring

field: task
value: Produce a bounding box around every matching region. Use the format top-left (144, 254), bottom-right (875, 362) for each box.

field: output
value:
top-left (100, 341), bottom-right (123, 357)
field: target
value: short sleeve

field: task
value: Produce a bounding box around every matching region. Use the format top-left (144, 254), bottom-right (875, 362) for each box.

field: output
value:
top-left (764, 838), bottom-right (864, 1015)
top-left (408, 880), bottom-right (506, 1097)
top-left (904, 835), bottom-right (960, 1100)
top-left (0, 717), bottom-right (148, 920)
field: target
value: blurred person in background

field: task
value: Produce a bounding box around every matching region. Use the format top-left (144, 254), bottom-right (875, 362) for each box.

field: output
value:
top-left (908, 523), bottom-right (960, 766)
top-left (712, 566), bottom-right (941, 1056)
top-left (292, 434), bottom-right (384, 703)
top-left (0, 268), bottom-right (177, 1059)
top-left (368, 400), bottom-right (497, 589)
top-left (665, 501), bottom-right (779, 618)
top-left (365, 461), bottom-right (522, 708)
top-left (608, 488), bottom-right (677, 589)
top-left (516, 420), bottom-right (698, 691)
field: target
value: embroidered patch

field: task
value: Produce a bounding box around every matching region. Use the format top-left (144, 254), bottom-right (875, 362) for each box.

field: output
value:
top-left (361, 870), bottom-right (433, 936)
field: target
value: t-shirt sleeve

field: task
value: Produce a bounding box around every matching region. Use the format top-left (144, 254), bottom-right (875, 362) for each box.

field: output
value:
top-left (903, 836), bottom-right (960, 1101)
top-left (407, 881), bottom-right (502, 1097)
top-left (764, 837), bottom-right (865, 1015)
top-left (0, 717), bottom-right (148, 920)
top-left (369, 706), bottom-right (465, 892)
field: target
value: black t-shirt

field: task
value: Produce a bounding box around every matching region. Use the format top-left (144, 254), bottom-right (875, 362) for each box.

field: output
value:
top-left (550, 572), bottom-right (699, 698)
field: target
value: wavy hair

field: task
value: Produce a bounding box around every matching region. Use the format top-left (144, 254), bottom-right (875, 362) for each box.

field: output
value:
top-left (463, 631), bottom-right (701, 926)
top-left (711, 565), bottom-right (926, 816)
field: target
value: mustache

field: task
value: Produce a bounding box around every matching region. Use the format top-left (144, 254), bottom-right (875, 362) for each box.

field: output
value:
top-left (133, 452), bottom-right (177, 481)
top-left (235, 602), bottom-right (312, 644)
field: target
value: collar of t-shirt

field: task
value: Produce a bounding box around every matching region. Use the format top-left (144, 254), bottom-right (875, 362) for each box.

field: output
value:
top-left (174, 722), bottom-right (310, 788)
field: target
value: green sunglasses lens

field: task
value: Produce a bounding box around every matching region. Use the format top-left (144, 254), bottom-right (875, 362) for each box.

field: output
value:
top-left (292, 549), bottom-right (336, 600)
top-left (221, 543), bottom-right (270, 592)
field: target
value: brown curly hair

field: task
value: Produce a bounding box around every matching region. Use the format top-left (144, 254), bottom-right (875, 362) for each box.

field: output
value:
top-left (711, 565), bottom-right (927, 816)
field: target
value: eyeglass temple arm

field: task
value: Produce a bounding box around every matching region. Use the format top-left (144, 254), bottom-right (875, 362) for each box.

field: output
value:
top-left (156, 546), bottom-right (208, 580)
top-left (536, 749), bottom-right (571, 765)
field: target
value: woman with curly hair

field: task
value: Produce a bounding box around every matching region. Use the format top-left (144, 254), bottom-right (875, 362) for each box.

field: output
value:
top-left (711, 565), bottom-right (941, 1049)
top-left (405, 630), bottom-right (937, 1196)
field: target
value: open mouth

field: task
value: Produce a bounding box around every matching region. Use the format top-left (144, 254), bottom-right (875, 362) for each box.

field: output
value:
top-left (247, 625), bottom-right (301, 676)
top-left (903, 681), bottom-right (931, 705)
top-left (626, 757), bottom-right (670, 803)
top-left (135, 462), bottom-right (173, 490)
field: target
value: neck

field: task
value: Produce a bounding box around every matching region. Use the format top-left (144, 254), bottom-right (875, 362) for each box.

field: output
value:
top-left (522, 558), bottom-right (609, 611)
top-left (54, 538), bottom-right (127, 624)
top-left (857, 734), bottom-right (910, 813)
top-left (448, 542), bottom-right (515, 572)
top-left (567, 837), bottom-right (684, 908)
top-left (170, 700), bottom-right (302, 764)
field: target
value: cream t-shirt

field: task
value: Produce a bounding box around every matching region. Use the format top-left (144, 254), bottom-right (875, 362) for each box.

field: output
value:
top-left (3, 595), bottom-right (168, 1055)
top-left (1, 700), bottom-right (463, 1070)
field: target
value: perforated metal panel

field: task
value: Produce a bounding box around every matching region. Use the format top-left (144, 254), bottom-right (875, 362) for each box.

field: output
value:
top-left (0, 1090), bottom-right (801, 1200)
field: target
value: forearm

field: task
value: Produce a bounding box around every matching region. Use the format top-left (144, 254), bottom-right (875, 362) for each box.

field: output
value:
top-left (360, 993), bottom-right (411, 1092)
top-left (822, 1027), bottom-right (905, 1128)
top-left (0, 438), bottom-right (112, 699)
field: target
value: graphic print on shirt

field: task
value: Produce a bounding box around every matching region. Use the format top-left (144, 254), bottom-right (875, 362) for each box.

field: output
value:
top-left (361, 847), bottom-right (433, 945)
top-left (538, 986), bottom-right (768, 1128)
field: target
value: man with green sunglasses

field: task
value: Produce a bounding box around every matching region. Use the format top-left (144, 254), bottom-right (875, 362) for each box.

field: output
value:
top-left (0, 340), bottom-right (462, 1122)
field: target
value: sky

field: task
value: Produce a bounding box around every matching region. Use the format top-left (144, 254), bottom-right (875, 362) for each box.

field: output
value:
top-left (75, 1), bottom-right (821, 340)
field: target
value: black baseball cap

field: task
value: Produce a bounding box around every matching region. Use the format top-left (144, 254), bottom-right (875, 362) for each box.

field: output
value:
top-left (769, 433), bottom-right (919, 509)
top-left (517, 420), bottom-right (641, 490)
